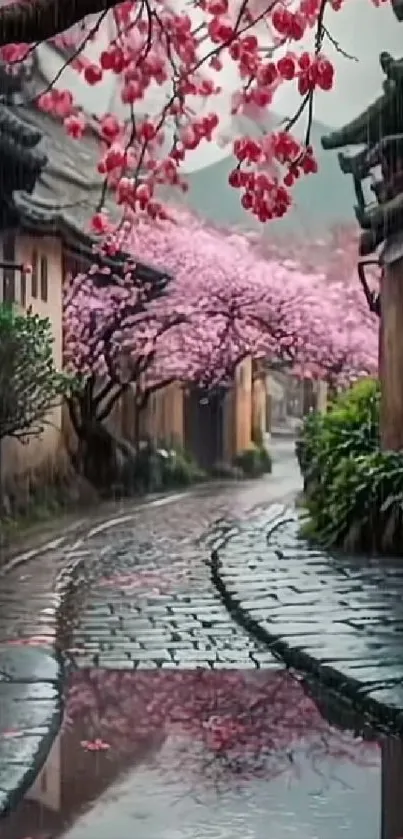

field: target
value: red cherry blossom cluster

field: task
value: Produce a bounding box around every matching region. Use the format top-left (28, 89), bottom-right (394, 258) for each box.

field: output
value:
top-left (276, 51), bottom-right (334, 92)
top-left (0, 0), bottom-right (386, 231)
top-left (229, 131), bottom-right (317, 221)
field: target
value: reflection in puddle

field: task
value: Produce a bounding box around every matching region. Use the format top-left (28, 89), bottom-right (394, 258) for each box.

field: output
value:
top-left (0, 668), bottom-right (382, 838)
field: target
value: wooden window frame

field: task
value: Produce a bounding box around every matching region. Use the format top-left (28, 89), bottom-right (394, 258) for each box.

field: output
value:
top-left (40, 255), bottom-right (48, 302)
top-left (31, 249), bottom-right (38, 298)
top-left (20, 269), bottom-right (26, 306)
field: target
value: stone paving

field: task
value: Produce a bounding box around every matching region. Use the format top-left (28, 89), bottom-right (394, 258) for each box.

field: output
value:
top-left (70, 448), bottom-right (298, 670)
top-left (0, 439), bottom-right (298, 815)
top-left (212, 503), bottom-right (403, 734)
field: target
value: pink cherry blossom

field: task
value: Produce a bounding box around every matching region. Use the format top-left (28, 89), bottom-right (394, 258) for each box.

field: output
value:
top-left (64, 213), bottom-right (377, 403)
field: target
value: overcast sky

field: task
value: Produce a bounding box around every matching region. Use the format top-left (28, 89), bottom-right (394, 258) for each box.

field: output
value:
top-left (39, 0), bottom-right (403, 173)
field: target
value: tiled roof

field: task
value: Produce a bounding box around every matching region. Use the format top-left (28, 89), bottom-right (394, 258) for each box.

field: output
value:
top-left (5, 102), bottom-right (171, 285)
top-left (0, 102), bottom-right (47, 195)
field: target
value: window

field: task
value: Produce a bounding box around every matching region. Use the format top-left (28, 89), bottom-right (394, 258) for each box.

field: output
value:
top-left (2, 232), bottom-right (15, 303)
top-left (31, 249), bottom-right (38, 298)
top-left (20, 269), bottom-right (26, 307)
top-left (40, 255), bottom-right (48, 302)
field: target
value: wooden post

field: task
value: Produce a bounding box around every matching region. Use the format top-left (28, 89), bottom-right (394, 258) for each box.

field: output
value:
top-left (381, 736), bottom-right (403, 839)
top-left (380, 257), bottom-right (403, 451)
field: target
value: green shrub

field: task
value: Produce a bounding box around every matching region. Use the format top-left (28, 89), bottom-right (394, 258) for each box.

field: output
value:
top-left (296, 378), bottom-right (398, 554)
top-left (124, 442), bottom-right (206, 493)
top-left (233, 444), bottom-right (272, 478)
top-left (258, 445), bottom-right (273, 474)
top-left (297, 377), bottom-right (403, 555)
top-left (160, 447), bottom-right (206, 488)
top-left (303, 450), bottom-right (403, 555)
top-left (297, 378), bottom-right (380, 500)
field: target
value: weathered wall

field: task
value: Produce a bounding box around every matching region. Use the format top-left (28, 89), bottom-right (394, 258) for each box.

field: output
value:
top-left (139, 383), bottom-right (184, 447)
top-left (316, 380), bottom-right (328, 414)
top-left (233, 357), bottom-right (253, 453)
top-left (251, 372), bottom-right (267, 441)
top-left (380, 258), bottom-right (403, 451)
top-left (1, 234), bottom-right (65, 484)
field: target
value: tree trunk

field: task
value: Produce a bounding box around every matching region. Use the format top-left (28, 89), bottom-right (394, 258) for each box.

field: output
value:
top-left (67, 395), bottom-right (118, 492)
top-left (134, 403), bottom-right (141, 452)
top-left (381, 736), bottom-right (403, 839)
top-left (380, 259), bottom-right (403, 451)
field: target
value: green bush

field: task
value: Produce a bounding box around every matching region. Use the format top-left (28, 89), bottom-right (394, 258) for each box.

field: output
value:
top-left (233, 444), bottom-right (272, 478)
top-left (297, 377), bottom-right (403, 555)
top-left (303, 451), bottom-right (403, 554)
top-left (297, 378), bottom-right (380, 500)
top-left (209, 462), bottom-right (244, 480)
top-left (123, 442), bottom-right (206, 493)
top-left (160, 447), bottom-right (206, 488)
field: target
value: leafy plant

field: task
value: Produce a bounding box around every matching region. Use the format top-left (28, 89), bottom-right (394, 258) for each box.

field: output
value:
top-left (303, 451), bottom-right (403, 555)
top-left (297, 378), bottom-right (380, 500)
top-left (234, 444), bottom-right (272, 478)
top-left (0, 304), bottom-right (74, 441)
top-left (127, 442), bottom-right (206, 493)
top-left (160, 447), bottom-right (206, 488)
top-left (298, 377), bottom-right (403, 555)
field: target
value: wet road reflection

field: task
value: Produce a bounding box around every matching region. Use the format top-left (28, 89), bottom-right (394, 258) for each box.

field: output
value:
top-left (0, 667), bottom-right (382, 839)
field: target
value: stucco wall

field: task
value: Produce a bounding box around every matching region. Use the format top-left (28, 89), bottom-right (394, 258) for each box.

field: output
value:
top-left (252, 373), bottom-right (267, 442)
top-left (316, 380), bottom-right (328, 413)
top-left (140, 383), bottom-right (184, 447)
top-left (1, 234), bottom-right (64, 484)
top-left (234, 357), bottom-right (253, 454)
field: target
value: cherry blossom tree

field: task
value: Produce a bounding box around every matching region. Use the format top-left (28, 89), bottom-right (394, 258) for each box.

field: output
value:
top-left (64, 213), bottom-right (378, 474)
top-left (225, 222), bottom-right (379, 385)
top-left (63, 260), bottom-right (187, 485)
top-left (0, 0), bottom-right (388, 238)
top-left (125, 214), bottom-right (378, 387)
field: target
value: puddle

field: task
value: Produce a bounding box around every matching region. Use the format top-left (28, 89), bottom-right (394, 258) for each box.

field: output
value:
top-left (0, 666), bottom-right (387, 838)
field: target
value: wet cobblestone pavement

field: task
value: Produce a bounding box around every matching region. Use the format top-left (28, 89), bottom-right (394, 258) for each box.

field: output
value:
top-left (3, 440), bottom-right (403, 837)
top-left (69, 441), bottom-right (298, 670)
top-left (0, 668), bottom-right (384, 839)
top-left (0, 440), bottom-right (298, 815)
top-left (214, 504), bottom-right (403, 731)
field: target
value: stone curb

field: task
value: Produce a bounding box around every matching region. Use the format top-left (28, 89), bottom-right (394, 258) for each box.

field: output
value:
top-left (0, 653), bottom-right (64, 819)
top-left (0, 555), bottom-right (81, 818)
top-left (210, 512), bottom-right (403, 738)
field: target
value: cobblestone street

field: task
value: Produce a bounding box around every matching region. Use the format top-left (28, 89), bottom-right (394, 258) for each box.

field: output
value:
top-left (0, 439), bottom-right (299, 816)
top-left (1, 439), bottom-right (401, 839)
top-left (69, 438), bottom-right (298, 670)
top-left (213, 502), bottom-right (403, 731)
